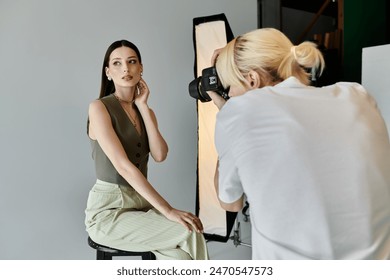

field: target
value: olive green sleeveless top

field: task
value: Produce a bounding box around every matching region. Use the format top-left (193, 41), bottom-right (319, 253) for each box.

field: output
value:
top-left (89, 94), bottom-right (150, 186)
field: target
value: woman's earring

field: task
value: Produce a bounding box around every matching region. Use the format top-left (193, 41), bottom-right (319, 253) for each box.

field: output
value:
top-left (141, 72), bottom-right (143, 76)
top-left (107, 76), bottom-right (112, 81)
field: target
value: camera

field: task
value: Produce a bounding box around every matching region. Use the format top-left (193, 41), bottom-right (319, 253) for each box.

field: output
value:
top-left (188, 66), bottom-right (229, 102)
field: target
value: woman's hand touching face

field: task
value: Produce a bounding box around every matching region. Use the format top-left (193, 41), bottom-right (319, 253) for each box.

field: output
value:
top-left (134, 78), bottom-right (150, 106)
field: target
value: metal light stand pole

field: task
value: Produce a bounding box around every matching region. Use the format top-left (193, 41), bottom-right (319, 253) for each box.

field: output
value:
top-left (230, 201), bottom-right (251, 248)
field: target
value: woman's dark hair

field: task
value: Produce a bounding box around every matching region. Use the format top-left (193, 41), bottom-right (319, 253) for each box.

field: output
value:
top-left (99, 40), bottom-right (142, 99)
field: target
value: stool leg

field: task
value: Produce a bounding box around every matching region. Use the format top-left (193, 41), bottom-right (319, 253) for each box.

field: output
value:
top-left (142, 252), bottom-right (156, 260)
top-left (97, 250), bottom-right (112, 260)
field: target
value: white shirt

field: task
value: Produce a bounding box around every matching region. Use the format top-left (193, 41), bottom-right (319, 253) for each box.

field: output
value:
top-left (215, 77), bottom-right (390, 259)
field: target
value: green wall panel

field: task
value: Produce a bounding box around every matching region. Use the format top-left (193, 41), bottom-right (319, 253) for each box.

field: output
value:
top-left (343, 0), bottom-right (387, 82)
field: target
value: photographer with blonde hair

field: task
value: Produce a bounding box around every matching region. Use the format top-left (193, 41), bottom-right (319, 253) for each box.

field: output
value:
top-left (209, 28), bottom-right (390, 259)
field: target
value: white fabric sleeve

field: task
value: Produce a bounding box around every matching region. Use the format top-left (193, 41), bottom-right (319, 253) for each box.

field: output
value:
top-left (215, 111), bottom-right (244, 203)
top-left (218, 152), bottom-right (243, 203)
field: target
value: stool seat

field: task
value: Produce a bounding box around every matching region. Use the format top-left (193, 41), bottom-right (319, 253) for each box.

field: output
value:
top-left (88, 236), bottom-right (155, 260)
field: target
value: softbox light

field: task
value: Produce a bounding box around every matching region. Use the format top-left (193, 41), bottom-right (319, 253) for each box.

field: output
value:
top-left (192, 13), bottom-right (237, 242)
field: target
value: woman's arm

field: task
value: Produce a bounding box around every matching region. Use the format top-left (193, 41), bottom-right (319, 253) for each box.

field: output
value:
top-left (88, 100), bottom-right (201, 232)
top-left (135, 79), bottom-right (168, 162)
top-left (137, 105), bottom-right (168, 162)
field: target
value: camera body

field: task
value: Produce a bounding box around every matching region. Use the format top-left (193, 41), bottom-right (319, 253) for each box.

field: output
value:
top-left (188, 66), bottom-right (229, 102)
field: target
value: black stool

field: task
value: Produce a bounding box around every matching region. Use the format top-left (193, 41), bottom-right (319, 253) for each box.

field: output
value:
top-left (88, 236), bottom-right (156, 260)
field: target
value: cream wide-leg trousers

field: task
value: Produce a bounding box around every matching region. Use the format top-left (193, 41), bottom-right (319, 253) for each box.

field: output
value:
top-left (85, 180), bottom-right (209, 260)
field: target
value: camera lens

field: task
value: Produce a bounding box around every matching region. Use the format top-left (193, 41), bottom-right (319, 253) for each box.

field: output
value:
top-left (188, 77), bottom-right (212, 102)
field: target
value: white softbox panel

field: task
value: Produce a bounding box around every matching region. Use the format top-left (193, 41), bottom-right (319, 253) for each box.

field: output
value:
top-left (192, 14), bottom-right (237, 242)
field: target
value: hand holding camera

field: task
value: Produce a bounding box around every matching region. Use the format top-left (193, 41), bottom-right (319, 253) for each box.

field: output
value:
top-left (206, 89), bottom-right (227, 110)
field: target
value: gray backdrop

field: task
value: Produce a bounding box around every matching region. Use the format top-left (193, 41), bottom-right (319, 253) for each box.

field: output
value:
top-left (0, 0), bottom-right (256, 259)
